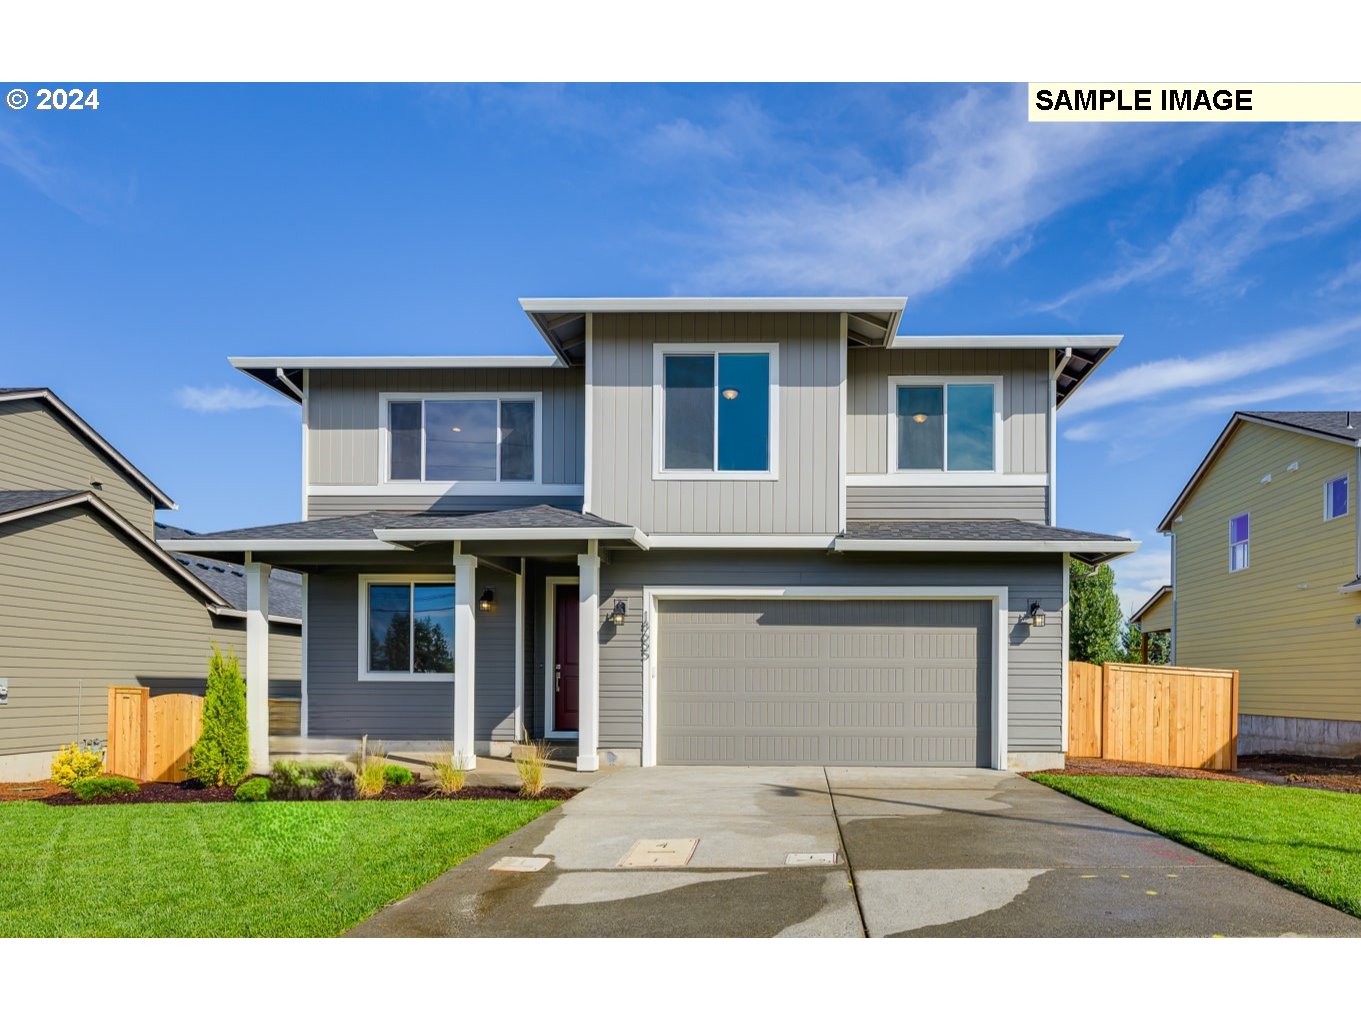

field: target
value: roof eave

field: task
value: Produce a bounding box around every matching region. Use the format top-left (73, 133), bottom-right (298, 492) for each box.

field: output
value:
top-left (159, 539), bottom-right (402, 553)
top-left (372, 525), bottom-right (650, 549)
top-left (832, 537), bottom-right (1139, 562)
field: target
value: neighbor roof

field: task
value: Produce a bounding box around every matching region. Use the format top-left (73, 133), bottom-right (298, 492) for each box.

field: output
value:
top-left (1130, 585), bottom-right (1173, 627)
top-left (1159, 410), bottom-right (1361, 531)
top-left (833, 519), bottom-right (1136, 562)
top-left (890, 335), bottom-right (1122, 407)
top-left (0, 388), bottom-right (177, 509)
top-left (156, 523), bottom-right (303, 621)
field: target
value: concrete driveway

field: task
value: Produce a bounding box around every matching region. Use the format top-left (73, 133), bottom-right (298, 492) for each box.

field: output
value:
top-left (349, 767), bottom-right (1361, 937)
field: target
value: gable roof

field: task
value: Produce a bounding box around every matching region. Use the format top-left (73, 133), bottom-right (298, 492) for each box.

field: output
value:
top-left (0, 388), bottom-right (177, 509)
top-left (1159, 411), bottom-right (1361, 532)
top-left (156, 523), bottom-right (303, 621)
top-left (1130, 585), bottom-right (1172, 626)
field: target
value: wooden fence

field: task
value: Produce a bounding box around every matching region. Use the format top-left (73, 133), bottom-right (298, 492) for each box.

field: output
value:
top-left (107, 687), bottom-right (203, 782)
top-left (1068, 661), bottom-right (1239, 770)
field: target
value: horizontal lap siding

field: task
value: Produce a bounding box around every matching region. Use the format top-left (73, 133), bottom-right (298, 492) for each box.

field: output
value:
top-left (0, 508), bottom-right (299, 757)
top-left (597, 551), bottom-right (1065, 752)
top-left (589, 313), bottom-right (841, 535)
top-left (846, 485), bottom-right (1048, 522)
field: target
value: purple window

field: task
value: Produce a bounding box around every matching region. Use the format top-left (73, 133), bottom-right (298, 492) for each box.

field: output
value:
top-left (1229, 513), bottom-right (1250, 572)
top-left (1326, 476), bottom-right (1349, 521)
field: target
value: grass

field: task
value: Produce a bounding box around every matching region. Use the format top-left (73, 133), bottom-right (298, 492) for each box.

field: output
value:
top-left (1031, 774), bottom-right (1361, 918)
top-left (0, 798), bottom-right (558, 936)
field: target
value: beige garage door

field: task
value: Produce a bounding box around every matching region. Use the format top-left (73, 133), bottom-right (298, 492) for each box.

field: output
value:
top-left (656, 599), bottom-right (992, 766)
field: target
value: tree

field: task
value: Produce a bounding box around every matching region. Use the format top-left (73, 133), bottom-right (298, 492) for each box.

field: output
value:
top-left (1121, 619), bottom-right (1170, 665)
top-left (187, 644), bottom-right (251, 786)
top-left (1069, 560), bottom-right (1123, 665)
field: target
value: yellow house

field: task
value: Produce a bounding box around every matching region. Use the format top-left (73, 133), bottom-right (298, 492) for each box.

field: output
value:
top-left (1159, 412), bottom-right (1361, 758)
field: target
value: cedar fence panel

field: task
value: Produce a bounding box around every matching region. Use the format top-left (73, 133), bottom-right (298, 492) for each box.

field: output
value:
top-left (106, 687), bottom-right (204, 782)
top-left (1067, 662), bottom-right (1239, 770)
top-left (106, 686), bottom-right (148, 779)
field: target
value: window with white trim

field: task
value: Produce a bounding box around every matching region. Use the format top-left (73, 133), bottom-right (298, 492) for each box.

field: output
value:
top-left (656, 346), bottom-right (776, 476)
top-left (893, 378), bottom-right (1000, 472)
top-left (386, 395), bottom-right (537, 482)
top-left (362, 578), bottom-right (455, 678)
top-left (1325, 475), bottom-right (1350, 521)
top-left (1229, 513), bottom-right (1250, 572)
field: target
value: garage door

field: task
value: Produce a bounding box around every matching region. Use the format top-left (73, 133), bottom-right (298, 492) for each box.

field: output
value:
top-left (656, 599), bottom-right (992, 766)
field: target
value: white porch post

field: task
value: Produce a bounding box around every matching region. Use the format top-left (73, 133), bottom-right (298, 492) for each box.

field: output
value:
top-left (244, 560), bottom-right (271, 775)
top-left (576, 540), bottom-right (601, 772)
top-left (452, 549), bottom-right (478, 770)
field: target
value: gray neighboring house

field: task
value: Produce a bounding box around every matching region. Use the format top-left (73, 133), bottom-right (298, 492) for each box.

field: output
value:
top-left (0, 388), bottom-right (301, 780)
top-left (164, 298), bottom-right (1136, 775)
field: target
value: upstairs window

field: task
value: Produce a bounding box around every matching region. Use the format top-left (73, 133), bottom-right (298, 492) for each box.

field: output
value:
top-left (656, 346), bottom-right (776, 476)
top-left (894, 378), bottom-right (999, 472)
top-left (1229, 513), bottom-right (1250, 572)
top-left (386, 395), bottom-right (537, 483)
top-left (1325, 475), bottom-right (1350, 521)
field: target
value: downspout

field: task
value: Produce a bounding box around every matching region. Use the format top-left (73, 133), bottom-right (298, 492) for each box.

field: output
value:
top-left (1048, 348), bottom-right (1073, 526)
top-left (1169, 530), bottom-right (1177, 664)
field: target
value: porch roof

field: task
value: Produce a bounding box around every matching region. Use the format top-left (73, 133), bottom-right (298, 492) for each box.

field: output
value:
top-left (833, 518), bottom-right (1137, 563)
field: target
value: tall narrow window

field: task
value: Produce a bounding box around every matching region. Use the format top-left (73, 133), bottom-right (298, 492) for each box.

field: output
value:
top-left (1325, 475), bottom-right (1350, 521)
top-left (895, 380), bottom-right (997, 472)
top-left (365, 579), bottom-right (455, 677)
top-left (1229, 513), bottom-right (1250, 572)
top-left (660, 349), bottom-right (773, 474)
top-left (384, 395), bottom-right (537, 482)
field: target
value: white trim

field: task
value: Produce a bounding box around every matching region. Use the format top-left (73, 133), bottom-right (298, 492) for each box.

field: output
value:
top-left (300, 369), bottom-right (310, 521)
top-left (640, 585), bottom-right (1009, 770)
top-left (513, 559), bottom-right (525, 740)
top-left (838, 313), bottom-right (849, 534)
top-left (374, 525), bottom-right (647, 547)
top-left (543, 575), bottom-right (579, 739)
top-left (356, 573), bottom-right (457, 682)
top-left (1228, 512), bottom-right (1251, 573)
top-left (378, 391), bottom-right (543, 486)
top-left (891, 334), bottom-right (1122, 350)
top-left (300, 573), bottom-right (309, 738)
top-left (576, 544), bottom-right (601, 772)
top-left (645, 534), bottom-right (836, 549)
top-left (846, 473), bottom-right (1049, 488)
top-left (451, 555), bottom-right (477, 769)
top-left (244, 562), bottom-right (271, 775)
top-left (1049, 349), bottom-right (1069, 526)
top-left (160, 539), bottom-right (400, 552)
top-left (651, 342), bottom-right (780, 481)
top-left (1170, 531), bottom-right (1178, 664)
top-left (1324, 473), bottom-right (1350, 522)
top-left (208, 607), bottom-right (301, 626)
top-left (833, 537), bottom-right (1138, 556)
top-left (887, 374), bottom-right (1004, 476)
top-left (231, 356), bottom-right (563, 370)
top-left (307, 482), bottom-right (584, 497)
top-left (583, 313), bottom-right (593, 515)
top-left (1061, 553), bottom-right (1071, 753)
top-left (521, 297), bottom-right (906, 316)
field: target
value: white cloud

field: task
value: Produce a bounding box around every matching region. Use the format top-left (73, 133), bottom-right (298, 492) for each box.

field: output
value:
top-left (1045, 124), bottom-right (1361, 310)
top-left (683, 87), bottom-right (1180, 295)
top-left (175, 385), bottom-right (292, 413)
top-left (0, 123), bottom-right (123, 221)
top-left (634, 97), bottom-right (774, 165)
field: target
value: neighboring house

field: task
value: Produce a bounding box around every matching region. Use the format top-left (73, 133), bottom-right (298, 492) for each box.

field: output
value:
top-left (1129, 585), bottom-right (1172, 662)
top-left (1158, 411), bottom-right (1361, 758)
top-left (0, 388), bottom-right (301, 780)
top-left (163, 298), bottom-right (1136, 774)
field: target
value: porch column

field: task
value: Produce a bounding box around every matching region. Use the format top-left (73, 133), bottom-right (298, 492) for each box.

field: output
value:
top-left (452, 551), bottom-right (478, 770)
top-left (576, 541), bottom-right (600, 772)
top-left (244, 561), bottom-right (271, 775)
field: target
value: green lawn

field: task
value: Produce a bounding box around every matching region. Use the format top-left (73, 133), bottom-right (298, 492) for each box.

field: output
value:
top-left (0, 798), bottom-right (559, 936)
top-left (1031, 774), bottom-right (1361, 918)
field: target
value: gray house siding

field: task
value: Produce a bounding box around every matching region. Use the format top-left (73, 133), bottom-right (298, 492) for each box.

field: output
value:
top-left (846, 485), bottom-right (1049, 522)
top-left (596, 550), bottom-right (1066, 754)
top-left (589, 312), bottom-right (842, 535)
top-left (308, 493), bottom-right (583, 517)
top-left (305, 565), bottom-right (516, 743)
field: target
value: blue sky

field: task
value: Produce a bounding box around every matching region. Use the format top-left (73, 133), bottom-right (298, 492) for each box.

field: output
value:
top-left (5, 83), bottom-right (1361, 612)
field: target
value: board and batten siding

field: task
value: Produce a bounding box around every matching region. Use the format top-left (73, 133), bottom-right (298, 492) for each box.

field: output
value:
top-left (1172, 421), bottom-right (1361, 721)
top-left (305, 366), bottom-right (585, 516)
top-left (0, 399), bottom-right (156, 534)
top-left (589, 312), bottom-right (842, 535)
top-left (305, 566), bottom-right (517, 744)
top-left (595, 550), bottom-right (1066, 753)
top-left (0, 505), bottom-right (299, 759)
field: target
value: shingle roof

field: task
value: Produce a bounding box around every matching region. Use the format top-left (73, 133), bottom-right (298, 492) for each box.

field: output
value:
top-left (155, 523), bottom-right (303, 619)
top-left (0, 490), bottom-right (86, 515)
top-left (840, 519), bottom-right (1133, 543)
top-left (1240, 411), bottom-right (1361, 442)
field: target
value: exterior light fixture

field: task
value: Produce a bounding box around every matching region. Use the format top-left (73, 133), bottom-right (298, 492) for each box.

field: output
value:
top-left (478, 587), bottom-right (495, 612)
top-left (1027, 601), bottom-right (1045, 627)
top-left (912, 413), bottom-right (928, 423)
top-left (721, 388), bottom-right (740, 400)
top-left (452, 426), bottom-right (462, 432)
top-left (609, 599), bottom-right (627, 625)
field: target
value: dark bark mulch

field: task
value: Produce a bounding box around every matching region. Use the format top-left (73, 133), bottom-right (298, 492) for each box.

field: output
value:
top-left (1029, 757), bottom-right (1261, 784)
top-left (1238, 754), bottom-right (1361, 794)
top-left (3, 778), bottom-right (578, 806)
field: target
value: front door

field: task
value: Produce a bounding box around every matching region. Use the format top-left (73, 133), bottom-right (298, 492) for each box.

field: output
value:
top-left (553, 584), bottom-right (580, 732)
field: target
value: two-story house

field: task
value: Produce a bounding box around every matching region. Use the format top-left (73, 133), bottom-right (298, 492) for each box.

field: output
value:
top-left (163, 298), bottom-right (1135, 774)
top-left (0, 388), bottom-right (302, 780)
top-left (1158, 411), bottom-right (1361, 758)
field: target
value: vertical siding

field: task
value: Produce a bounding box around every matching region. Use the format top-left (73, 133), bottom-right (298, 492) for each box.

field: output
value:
top-left (589, 312), bottom-right (842, 534)
top-left (846, 347), bottom-right (1050, 475)
top-left (0, 506), bottom-right (299, 758)
top-left (1173, 423), bottom-right (1361, 721)
top-left (0, 400), bottom-right (156, 533)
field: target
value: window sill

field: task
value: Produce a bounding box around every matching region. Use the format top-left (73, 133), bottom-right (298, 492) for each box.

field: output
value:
top-left (358, 673), bottom-right (455, 683)
top-left (850, 472), bottom-right (1042, 487)
top-left (652, 470), bottom-right (779, 482)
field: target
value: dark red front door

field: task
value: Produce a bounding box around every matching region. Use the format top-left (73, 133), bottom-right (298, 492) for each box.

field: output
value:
top-left (554, 585), bottom-right (580, 732)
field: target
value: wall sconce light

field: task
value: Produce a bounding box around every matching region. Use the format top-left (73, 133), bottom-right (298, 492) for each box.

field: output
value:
top-left (608, 600), bottom-right (627, 625)
top-left (478, 587), bottom-right (495, 612)
top-left (1027, 601), bottom-right (1045, 627)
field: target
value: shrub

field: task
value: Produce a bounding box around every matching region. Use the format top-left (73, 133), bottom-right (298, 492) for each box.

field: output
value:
top-left (269, 759), bottom-right (354, 801)
top-left (430, 750), bottom-right (467, 795)
top-left (71, 776), bottom-right (139, 801)
top-left (186, 644), bottom-right (250, 787)
top-left (355, 757), bottom-right (386, 799)
top-left (234, 777), bottom-right (271, 802)
top-left (513, 738), bottom-right (553, 798)
top-left (51, 742), bottom-right (105, 788)
top-left (382, 764), bottom-right (414, 786)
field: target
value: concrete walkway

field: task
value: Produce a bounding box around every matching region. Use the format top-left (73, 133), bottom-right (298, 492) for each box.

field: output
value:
top-left (349, 767), bottom-right (1361, 937)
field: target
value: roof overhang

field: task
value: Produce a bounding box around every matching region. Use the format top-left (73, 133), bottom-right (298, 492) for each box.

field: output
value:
top-left (1340, 577), bottom-right (1361, 594)
top-left (372, 525), bottom-right (649, 548)
top-left (0, 389), bottom-right (177, 509)
top-left (521, 297), bottom-right (907, 365)
top-left (159, 538), bottom-right (401, 553)
top-left (891, 335), bottom-right (1122, 408)
top-left (832, 536), bottom-right (1138, 563)
top-left (1130, 585), bottom-right (1173, 627)
top-left (230, 356), bottom-right (565, 403)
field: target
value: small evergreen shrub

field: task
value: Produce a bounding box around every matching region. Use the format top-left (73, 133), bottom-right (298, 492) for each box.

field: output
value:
top-left (382, 764), bottom-right (414, 786)
top-left (234, 777), bottom-right (271, 802)
top-left (71, 776), bottom-right (139, 801)
top-left (186, 644), bottom-right (250, 787)
top-left (51, 742), bottom-right (105, 787)
top-left (268, 759), bottom-right (354, 801)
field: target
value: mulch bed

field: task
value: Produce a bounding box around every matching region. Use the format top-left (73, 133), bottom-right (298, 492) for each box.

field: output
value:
top-left (1032, 754), bottom-right (1361, 795)
top-left (1031, 757), bottom-right (1261, 784)
top-left (1, 779), bottom-right (578, 806)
